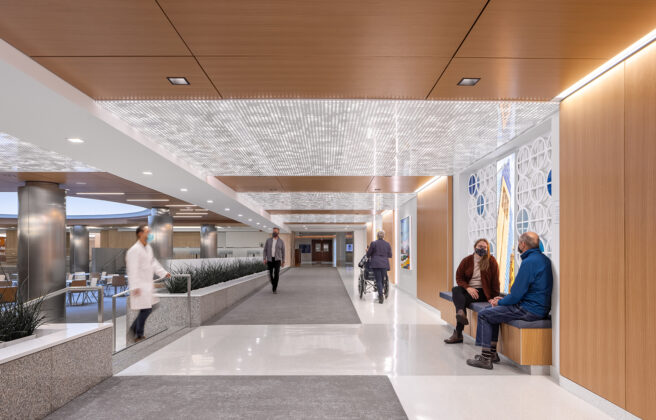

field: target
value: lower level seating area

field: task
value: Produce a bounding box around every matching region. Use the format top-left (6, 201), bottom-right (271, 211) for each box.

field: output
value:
top-left (439, 291), bottom-right (552, 366)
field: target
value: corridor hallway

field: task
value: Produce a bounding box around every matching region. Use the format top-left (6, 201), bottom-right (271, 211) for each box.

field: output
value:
top-left (48, 268), bottom-right (610, 419)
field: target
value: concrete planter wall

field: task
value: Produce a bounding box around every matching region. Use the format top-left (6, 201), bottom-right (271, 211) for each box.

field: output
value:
top-left (125, 267), bottom-right (287, 343)
top-left (0, 324), bottom-right (112, 419)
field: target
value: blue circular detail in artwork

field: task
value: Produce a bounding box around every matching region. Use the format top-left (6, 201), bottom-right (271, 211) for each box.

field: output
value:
top-left (468, 175), bottom-right (479, 196)
top-left (547, 170), bottom-right (552, 196)
top-left (476, 195), bottom-right (485, 216)
top-left (517, 208), bottom-right (529, 233)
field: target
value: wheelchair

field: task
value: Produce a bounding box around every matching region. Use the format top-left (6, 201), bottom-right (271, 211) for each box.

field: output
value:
top-left (357, 255), bottom-right (389, 300)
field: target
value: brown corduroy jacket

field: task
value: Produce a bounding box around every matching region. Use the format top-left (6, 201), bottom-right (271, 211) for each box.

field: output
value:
top-left (455, 254), bottom-right (500, 300)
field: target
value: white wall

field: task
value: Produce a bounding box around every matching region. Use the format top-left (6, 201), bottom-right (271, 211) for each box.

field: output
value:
top-left (352, 228), bottom-right (367, 282)
top-left (225, 231), bottom-right (268, 248)
top-left (395, 197), bottom-right (418, 297)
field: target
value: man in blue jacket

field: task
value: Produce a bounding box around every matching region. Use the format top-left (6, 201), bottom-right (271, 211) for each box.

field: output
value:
top-left (366, 230), bottom-right (393, 304)
top-left (467, 231), bottom-right (553, 370)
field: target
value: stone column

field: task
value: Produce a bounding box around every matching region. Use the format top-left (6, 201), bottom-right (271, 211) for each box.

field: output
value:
top-left (69, 225), bottom-right (89, 274)
top-left (200, 224), bottom-right (218, 258)
top-left (148, 208), bottom-right (173, 264)
top-left (17, 182), bottom-right (66, 319)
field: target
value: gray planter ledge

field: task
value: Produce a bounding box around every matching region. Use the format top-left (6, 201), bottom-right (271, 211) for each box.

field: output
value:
top-left (126, 267), bottom-right (288, 342)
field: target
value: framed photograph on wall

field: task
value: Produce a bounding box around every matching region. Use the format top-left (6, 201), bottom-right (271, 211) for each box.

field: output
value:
top-left (400, 216), bottom-right (411, 270)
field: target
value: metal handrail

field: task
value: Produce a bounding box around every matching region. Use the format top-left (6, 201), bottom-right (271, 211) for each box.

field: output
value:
top-left (25, 286), bottom-right (104, 323)
top-left (112, 274), bottom-right (191, 352)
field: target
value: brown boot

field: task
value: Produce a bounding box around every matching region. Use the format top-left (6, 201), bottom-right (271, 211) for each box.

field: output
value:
top-left (455, 309), bottom-right (469, 326)
top-left (444, 330), bottom-right (463, 344)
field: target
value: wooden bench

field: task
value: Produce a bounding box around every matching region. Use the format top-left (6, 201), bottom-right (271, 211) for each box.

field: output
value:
top-left (439, 291), bottom-right (552, 366)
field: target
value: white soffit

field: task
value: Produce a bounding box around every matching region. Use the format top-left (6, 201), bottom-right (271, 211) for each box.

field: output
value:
top-left (281, 214), bottom-right (374, 223)
top-left (0, 133), bottom-right (97, 172)
top-left (100, 100), bottom-right (558, 176)
top-left (239, 192), bottom-right (416, 211)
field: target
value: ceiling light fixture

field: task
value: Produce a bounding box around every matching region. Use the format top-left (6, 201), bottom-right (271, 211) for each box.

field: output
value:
top-left (176, 212), bottom-right (208, 216)
top-left (238, 214), bottom-right (243, 217)
top-left (126, 198), bottom-right (169, 202)
top-left (180, 188), bottom-right (188, 192)
top-left (248, 219), bottom-right (252, 222)
top-left (174, 215), bottom-right (202, 218)
top-left (414, 176), bottom-right (441, 193)
top-left (75, 182), bottom-right (86, 185)
top-left (66, 138), bottom-right (84, 144)
top-left (166, 204), bottom-right (196, 207)
top-left (207, 200), bottom-right (213, 203)
top-left (167, 77), bottom-right (190, 85)
top-left (224, 208), bottom-right (230, 211)
top-left (457, 78), bottom-right (480, 86)
top-left (553, 28), bottom-right (656, 101)
top-left (142, 171), bottom-right (153, 175)
top-left (76, 192), bottom-right (124, 196)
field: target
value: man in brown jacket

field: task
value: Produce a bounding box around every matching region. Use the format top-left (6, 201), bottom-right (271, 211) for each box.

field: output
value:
top-left (444, 239), bottom-right (500, 344)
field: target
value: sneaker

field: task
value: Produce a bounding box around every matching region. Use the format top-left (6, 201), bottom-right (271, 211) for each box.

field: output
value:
top-left (466, 356), bottom-right (493, 370)
top-left (135, 336), bottom-right (146, 343)
top-left (475, 353), bottom-right (500, 363)
top-left (273, 290), bottom-right (278, 294)
top-left (379, 296), bottom-right (384, 304)
top-left (455, 309), bottom-right (469, 326)
top-left (444, 330), bottom-right (463, 344)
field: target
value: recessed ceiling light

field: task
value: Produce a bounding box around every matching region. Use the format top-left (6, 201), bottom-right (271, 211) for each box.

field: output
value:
top-left (142, 171), bottom-right (153, 175)
top-left (238, 214), bottom-right (243, 217)
top-left (224, 208), bottom-right (230, 211)
top-left (180, 188), bottom-right (188, 192)
top-left (67, 138), bottom-right (84, 144)
top-left (76, 192), bottom-right (124, 196)
top-left (457, 77), bottom-right (480, 86)
top-left (256, 222), bottom-right (260, 225)
top-left (167, 77), bottom-right (190, 85)
top-left (177, 212), bottom-right (208, 216)
top-left (174, 215), bottom-right (202, 218)
top-left (166, 204), bottom-right (196, 207)
top-left (248, 219), bottom-right (252, 222)
top-left (207, 200), bottom-right (213, 203)
top-left (126, 198), bottom-right (169, 202)
top-left (75, 182), bottom-right (86, 185)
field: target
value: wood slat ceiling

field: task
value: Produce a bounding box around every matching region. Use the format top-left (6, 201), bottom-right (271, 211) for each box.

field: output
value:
top-left (217, 176), bottom-right (432, 193)
top-left (0, 172), bottom-right (235, 224)
top-left (0, 0), bottom-right (655, 100)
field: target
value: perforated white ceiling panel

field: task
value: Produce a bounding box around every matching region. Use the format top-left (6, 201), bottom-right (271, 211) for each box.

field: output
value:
top-left (100, 100), bottom-right (557, 177)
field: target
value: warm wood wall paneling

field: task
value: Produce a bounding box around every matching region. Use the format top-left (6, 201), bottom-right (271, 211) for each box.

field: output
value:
top-left (560, 64), bottom-right (626, 408)
top-left (624, 41), bottom-right (656, 420)
top-left (416, 177), bottom-right (453, 309)
top-left (382, 211), bottom-right (396, 284)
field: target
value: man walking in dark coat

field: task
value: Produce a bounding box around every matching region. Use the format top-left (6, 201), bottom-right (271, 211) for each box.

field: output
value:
top-left (366, 230), bottom-right (393, 304)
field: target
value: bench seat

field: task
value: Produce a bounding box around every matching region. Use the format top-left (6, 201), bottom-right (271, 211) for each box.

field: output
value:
top-left (438, 291), bottom-right (552, 366)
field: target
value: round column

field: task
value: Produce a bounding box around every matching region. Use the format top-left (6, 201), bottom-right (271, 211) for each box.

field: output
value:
top-left (200, 224), bottom-right (218, 258)
top-left (17, 182), bottom-right (66, 319)
top-left (148, 208), bottom-right (173, 264)
top-left (69, 225), bottom-right (89, 274)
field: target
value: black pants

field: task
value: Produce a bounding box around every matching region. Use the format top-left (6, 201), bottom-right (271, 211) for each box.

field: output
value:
top-left (373, 268), bottom-right (387, 300)
top-left (267, 259), bottom-right (281, 291)
top-left (452, 286), bottom-right (487, 333)
top-left (130, 308), bottom-right (152, 338)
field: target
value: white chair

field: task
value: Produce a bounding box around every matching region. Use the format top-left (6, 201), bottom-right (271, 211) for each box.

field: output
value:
top-left (0, 274), bottom-right (5, 281)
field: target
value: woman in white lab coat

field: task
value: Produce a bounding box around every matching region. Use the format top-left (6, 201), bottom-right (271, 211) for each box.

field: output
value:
top-left (126, 225), bottom-right (170, 340)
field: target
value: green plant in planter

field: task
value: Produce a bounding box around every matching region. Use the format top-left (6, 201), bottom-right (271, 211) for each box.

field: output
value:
top-left (0, 290), bottom-right (45, 343)
top-left (165, 260), bottom-right (267, 293)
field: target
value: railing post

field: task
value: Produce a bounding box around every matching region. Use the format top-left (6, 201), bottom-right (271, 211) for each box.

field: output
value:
top-left (187, 274), bottom-right (191, 328)
top-left (112, 295), bottom-right (117, 352)
top-left (97, 287), bottom-right (104, 323)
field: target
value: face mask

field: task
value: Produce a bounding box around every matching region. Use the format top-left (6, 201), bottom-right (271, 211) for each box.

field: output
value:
top-left (517, 245), bottom-right (523, 254)
top-left (475, 248), bottom-right (487, 257)
top-left (147, 233), bottom-right (155, 243)
top-left (272, 232), bottom-right (278, 238)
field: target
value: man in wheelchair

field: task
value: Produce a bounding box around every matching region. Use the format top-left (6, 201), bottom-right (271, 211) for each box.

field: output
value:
top-left (359, 231), bottom-right (393, 304)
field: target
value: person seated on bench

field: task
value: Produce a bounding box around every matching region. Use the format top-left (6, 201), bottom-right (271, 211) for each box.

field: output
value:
top-left (444, 238), bottom-right (499, 344)
top-left (466, 231), bottom-right (553, 370)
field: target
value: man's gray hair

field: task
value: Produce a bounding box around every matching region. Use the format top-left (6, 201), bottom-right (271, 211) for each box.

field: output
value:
top-left (377, 230), bottom-right (385, 239)
top-left (519, 232), bottom-right (539, 249)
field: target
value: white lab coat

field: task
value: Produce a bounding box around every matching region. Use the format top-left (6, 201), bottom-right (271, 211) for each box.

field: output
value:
top-left (126, 241), bottom-right (168, 310)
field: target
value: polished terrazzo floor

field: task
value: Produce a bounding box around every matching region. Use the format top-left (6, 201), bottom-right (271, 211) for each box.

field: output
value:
top-left (53, 267), bottom-right (612, 419)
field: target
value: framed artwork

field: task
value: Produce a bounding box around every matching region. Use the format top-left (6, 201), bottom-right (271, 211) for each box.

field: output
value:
top-left (496, 153), bottom-right (516, 293)
top-left (400, 216), bottom-right (411, 270)
top-left (345, 244), bottom-right (353, 252)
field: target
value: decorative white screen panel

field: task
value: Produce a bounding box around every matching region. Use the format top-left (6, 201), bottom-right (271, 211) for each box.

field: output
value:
top-left (467, 163), bottom-right (497, 255)
top-left (516, 135), bottom-right (553, 257)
